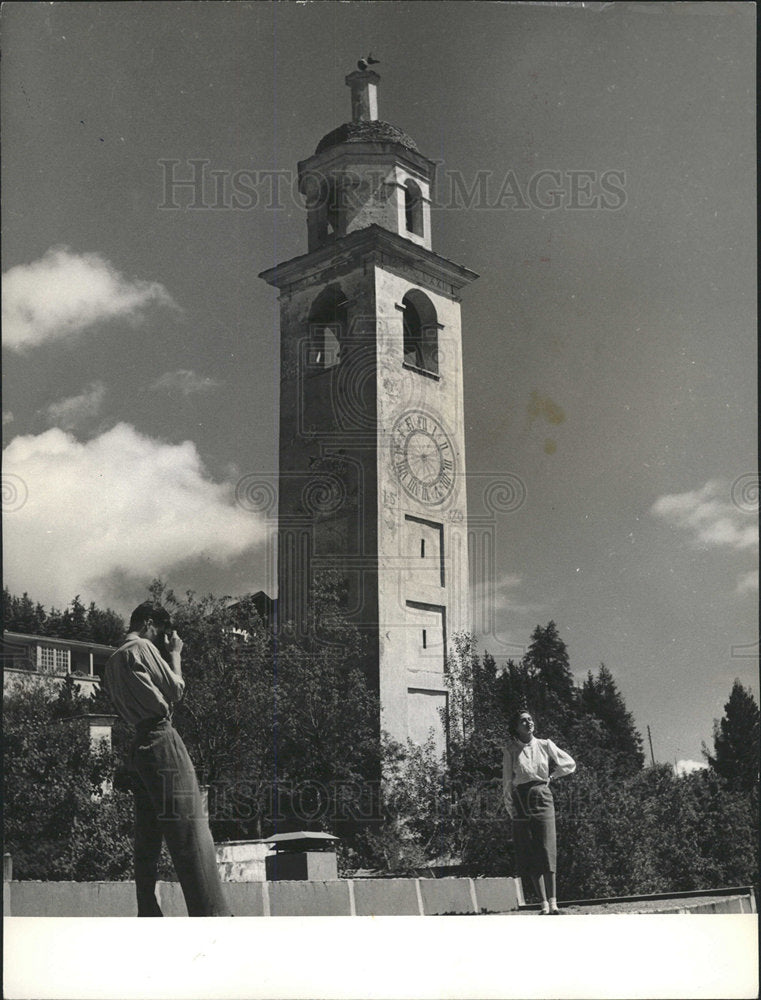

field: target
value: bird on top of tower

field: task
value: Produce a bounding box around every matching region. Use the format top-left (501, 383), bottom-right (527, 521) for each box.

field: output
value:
top-left (357, 54), bottom-right (380, 71)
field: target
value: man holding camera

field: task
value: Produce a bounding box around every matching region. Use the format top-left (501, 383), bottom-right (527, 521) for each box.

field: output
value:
top-left (104, 602), bottom-right (231, 917)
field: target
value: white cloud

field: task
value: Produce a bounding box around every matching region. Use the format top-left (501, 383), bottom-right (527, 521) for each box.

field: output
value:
top-left (149, 369), bottom-right (222, 396)
top-left (44, 382), bottom-right (107, 431)
top-left (470, 572), bottom-right (538, 657)
top-left (2, 247), bottom-right (177, 351)
top-left (651, 480), bottom-right (758, 551)
top-left (472, 572), bottom-right (524, 615)
top-left (2, 423), bottom-right (269, 608)
top-left (736, 569), bottom-right (758, 595)
top-left (674, 758), bottom-right (708, 777)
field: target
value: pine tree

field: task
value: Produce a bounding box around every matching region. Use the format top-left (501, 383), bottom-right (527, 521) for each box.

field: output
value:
top-left (581, 663), bottom-right (644, 775)
top-left (473, 650), bottom-right (499, 728)
top-left (55, 596), bottom-right (91, 640)
top-left (3, 588), bottom-right (124, 644)
top-left (51, 672), bottom-right (93, 719)
top-left (704, 680), bottom-right (760, 794)
top-left (522, 621), bottom-right (574, 704)
top-left (86, 602), bottom-right (125, 646)
top-left (495, 657), bottom-right (529, 717)
top-left (3, 588), bottom-right (47, 634)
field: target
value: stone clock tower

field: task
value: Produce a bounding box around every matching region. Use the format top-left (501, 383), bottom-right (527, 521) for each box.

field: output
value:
top-left (260, 69), bottom-right (477, 754)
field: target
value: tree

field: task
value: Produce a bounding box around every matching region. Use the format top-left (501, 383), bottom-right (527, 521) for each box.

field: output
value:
top-left (268, 573), bottom-right (382, 838)
top-left (130, 576), bottom-right (382, 844)
top-left (3, 681), bottom-right (136, 880)
top-left (51, 671), bottom-right (92, 719)
top-left (47, 595), bottom-right (90, 640)
top-left (581, 663), bottom-right (644, 775)
top-left (348, 735), bottom-right (449, 875)
top-left (2, 588), bottom-right (47, 635)
top-left (552, 760), bottom-right (759, 899)
top-left (704, 679), bottom-right (760, 794)
top-left (522, 621), bottom-right (575, 706)
top-left (494, 657), bottom-right (529, 718)
top-left (86, 601), bottom-right (125, 645)
top-left (103, 584), bottom-right (278, 842)
top-left (2, 587), bottom-right (125, 644)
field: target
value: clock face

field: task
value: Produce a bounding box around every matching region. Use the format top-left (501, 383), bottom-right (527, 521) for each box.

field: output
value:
top-left (390, 410), bottom-right (456, 505)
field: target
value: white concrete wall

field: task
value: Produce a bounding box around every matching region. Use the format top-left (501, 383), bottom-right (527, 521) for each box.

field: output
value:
top-left (4, 876), bottom-right (523, 917)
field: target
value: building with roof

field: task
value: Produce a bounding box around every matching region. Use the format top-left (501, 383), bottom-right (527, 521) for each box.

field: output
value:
top-left (2, 630), bottom-right (114, 696)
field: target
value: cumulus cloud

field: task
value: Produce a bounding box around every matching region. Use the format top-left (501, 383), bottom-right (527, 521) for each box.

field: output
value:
top-left (736, 569), bottom-right (758, 595)
top-left (2, 423), bottom-right (269, 608)
top-left (149, 369), bottom-right (222, 396)
top-left (674, 759), bottom-right (708, 777)
top-left (44, 382), bottom-right (107, 431)
top-left (650, 480), bottom-right (758, 552)
top-left (2, 247), bottom-right (177, 351)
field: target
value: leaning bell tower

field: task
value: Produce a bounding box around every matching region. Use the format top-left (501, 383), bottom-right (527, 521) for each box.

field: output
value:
top-left (259, 67), bottom-right (477, 754)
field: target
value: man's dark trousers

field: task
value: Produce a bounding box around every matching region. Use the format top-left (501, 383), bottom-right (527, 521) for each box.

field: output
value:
top-left (131, 717), bottom-right (230, 916)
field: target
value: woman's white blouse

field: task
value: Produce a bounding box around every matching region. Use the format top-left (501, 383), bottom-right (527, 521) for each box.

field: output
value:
top-left (502, 737), bottom-right (576, 817)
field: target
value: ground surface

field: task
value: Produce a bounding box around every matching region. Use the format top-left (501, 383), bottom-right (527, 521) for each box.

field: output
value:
top-left (517, 894), bottom-right (752, 915)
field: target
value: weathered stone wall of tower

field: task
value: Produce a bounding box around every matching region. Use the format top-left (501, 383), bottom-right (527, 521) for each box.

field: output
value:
top-left (276, 270), bottom-right (381, 687)
top-left (300, 149), bottom-right (433, 252)
top-left (373, 264), bottom-right (470, 750)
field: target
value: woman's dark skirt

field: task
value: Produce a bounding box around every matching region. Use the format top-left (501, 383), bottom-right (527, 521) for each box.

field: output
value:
top-left (511, 780), bottom-right (557, 877)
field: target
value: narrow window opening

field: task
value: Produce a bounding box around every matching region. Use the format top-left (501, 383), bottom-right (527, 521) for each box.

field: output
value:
top-left (420, 538), bottom-right (425, 558)
top-left (402, 292), bottom-right (439, 375)
top-left (326, 183), bottom-right (341, 237)
top-left (308, 287), bottom-right (347, 371)
top-left (404, 180), bottom-right (424, 236)
top-left (422, 629), bottom-right (427, 649)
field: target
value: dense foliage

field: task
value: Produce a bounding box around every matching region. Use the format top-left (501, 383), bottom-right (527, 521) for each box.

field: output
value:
top-left (3, 679), bottom-right (138, 880)
top-left (703, 679), bottom-right (760, 794)
top-left (342, 623), bottom-right (758, 897)
top-left (3, 588), bottom-right (125, 646)
top-left (3, 588), bottom-right (758, 897)
top-left (138, 576), bottom-right (382, 842)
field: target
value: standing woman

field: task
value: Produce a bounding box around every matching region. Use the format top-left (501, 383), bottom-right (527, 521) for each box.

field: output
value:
top-left (503, 708), bottom-right (576, 914)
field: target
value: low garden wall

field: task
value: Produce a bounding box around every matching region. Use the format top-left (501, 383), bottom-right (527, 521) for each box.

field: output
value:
top-left (3, 876), bottom-right (524, 917)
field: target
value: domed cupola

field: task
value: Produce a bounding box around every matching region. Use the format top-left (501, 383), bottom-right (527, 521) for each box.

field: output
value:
top-left (298, 66), bottom-right (436, 252)
top-left (315, 119), bottom-right (419, 156)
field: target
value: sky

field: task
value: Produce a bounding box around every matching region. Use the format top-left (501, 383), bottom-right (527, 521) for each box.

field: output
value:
top-left (2, 1), bottom-right (757, 768)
